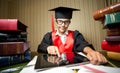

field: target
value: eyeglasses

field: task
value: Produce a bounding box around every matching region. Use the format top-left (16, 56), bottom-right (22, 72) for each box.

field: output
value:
top-left (56, 20), bottom-right (71, 25)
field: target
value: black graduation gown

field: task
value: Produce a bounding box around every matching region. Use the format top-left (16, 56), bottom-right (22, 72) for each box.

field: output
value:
top-left (37, 30), bottom-right (94, 53)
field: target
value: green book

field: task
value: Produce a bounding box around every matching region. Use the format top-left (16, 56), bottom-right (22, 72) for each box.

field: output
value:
top-left (103, 12), bottom-right (120, 29)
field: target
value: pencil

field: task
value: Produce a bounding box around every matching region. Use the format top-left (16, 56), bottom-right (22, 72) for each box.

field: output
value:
top-left (107, 60), bottom-right (118, 68)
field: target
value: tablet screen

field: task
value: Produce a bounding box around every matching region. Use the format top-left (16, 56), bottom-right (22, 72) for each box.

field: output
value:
top-left (34, 53), bottom-right (88, 71)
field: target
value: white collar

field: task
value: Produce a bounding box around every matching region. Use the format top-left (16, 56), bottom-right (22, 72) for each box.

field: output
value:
top-left (56, 29), bottom-right (68, 36)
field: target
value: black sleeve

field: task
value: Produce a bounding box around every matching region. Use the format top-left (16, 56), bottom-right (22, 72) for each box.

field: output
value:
top-left (73, 30), bottom-right (94, 52)
top-left (37, 32), bottom-right (53, 53)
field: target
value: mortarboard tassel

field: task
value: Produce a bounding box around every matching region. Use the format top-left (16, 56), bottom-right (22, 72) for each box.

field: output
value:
top-left (51, 14), bottom-right (55, 32)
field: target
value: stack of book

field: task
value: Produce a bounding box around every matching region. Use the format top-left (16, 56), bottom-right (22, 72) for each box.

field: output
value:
top-left (93, 3), bottom-right (120, 61)
top-left (0, 19), bottom-right (31, 67)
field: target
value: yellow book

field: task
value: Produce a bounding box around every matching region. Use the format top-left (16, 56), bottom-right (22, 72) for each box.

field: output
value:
top-left (107, 51), bottom-right (120, 61)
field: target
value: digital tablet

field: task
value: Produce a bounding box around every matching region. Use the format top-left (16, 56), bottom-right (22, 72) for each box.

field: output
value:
top-left (34, 53), bottom-right (88, 71)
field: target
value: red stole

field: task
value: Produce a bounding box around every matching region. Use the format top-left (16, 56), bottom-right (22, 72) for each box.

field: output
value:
top-left (52, 30), bottom-right (74, 54)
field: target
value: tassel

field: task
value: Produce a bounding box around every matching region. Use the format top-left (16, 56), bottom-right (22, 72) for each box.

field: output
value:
top-left (51, 14), bottom-right (55, 32)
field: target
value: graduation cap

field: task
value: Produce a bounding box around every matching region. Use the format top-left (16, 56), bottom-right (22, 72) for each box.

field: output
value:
top-left (49, 6), bottom-right (80, 19)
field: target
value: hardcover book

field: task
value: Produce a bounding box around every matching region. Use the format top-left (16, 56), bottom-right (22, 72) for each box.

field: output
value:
top-left (0, 50), bottom-right (31, 67)
top-left (93, 3), bottom-right (120, 20)
top-left (105, 36), bottom-right (120, 42)
top-left (107, 28), bottom-right (120, 36)
top-left (107, 51), bottom-right (120, 61)
top-left (0, 32), bottom-right (27, 42)
top-left (101, 40), bottom-right (120, 53)
top-left (0, 19), bottom-right (27, 32)
top-left (0, 42), bottom-right (29, 56)
top-left (103, 12), bottom-right (120, 29)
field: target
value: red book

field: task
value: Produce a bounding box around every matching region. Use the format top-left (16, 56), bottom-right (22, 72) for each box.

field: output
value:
top-left (101, 40), bottom-right (120, 53)
top-left (0, 19), bottom-right (27, 32)
top-left (0, 42), bottom-right (29, 56)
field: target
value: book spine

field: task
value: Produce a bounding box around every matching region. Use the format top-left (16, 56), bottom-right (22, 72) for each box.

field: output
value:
top-left (107, 51), bottom-right (120, 61)
top-left (0, 19), bottom-right (27, 32)
top-left (93, 3), bottom-right (120, 20)
top-left (107, 28), bottom-right (120, 36)
top-left (0, 50), bottom-right (31, 67)
top-left (0, 42), bottom-right (29, 56)
top-left (0, 19), bottom-right (17, 30)
top-left (101, 40), bottom-right (120, 53)
top-left (105, 36), bottom-right (120, 42)
top-left (0, 33), bottom-right (27, 42)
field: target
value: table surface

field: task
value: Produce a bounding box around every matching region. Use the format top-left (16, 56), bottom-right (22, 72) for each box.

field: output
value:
top-left (20, 55), bottom-right (120, 73)
top-left (0, 52), bottom-right (120, 73)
